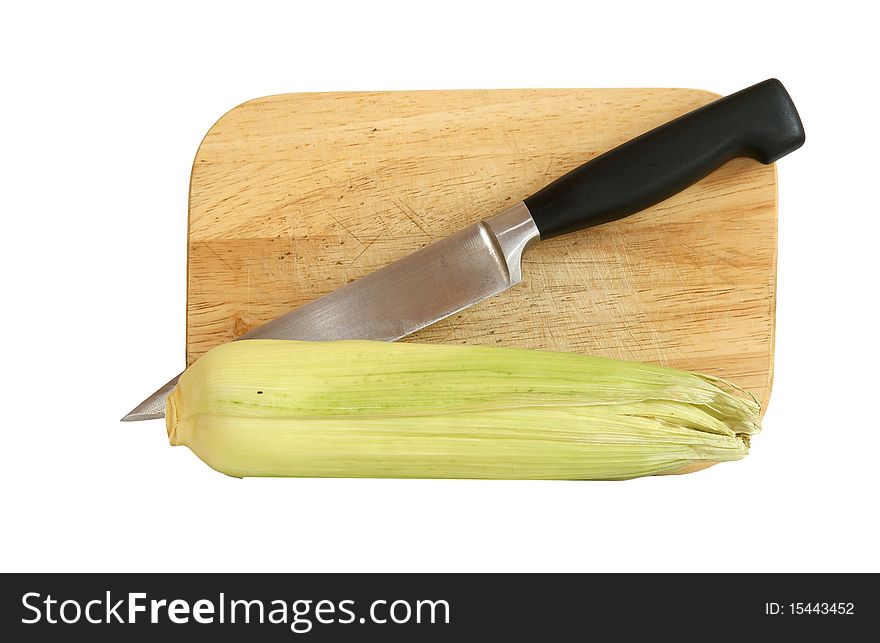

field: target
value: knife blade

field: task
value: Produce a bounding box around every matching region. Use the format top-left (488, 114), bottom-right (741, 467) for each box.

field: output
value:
top-left (123, 204), bottom-right (538, 420)
top-left (123, 79), bottom-right (804, 421)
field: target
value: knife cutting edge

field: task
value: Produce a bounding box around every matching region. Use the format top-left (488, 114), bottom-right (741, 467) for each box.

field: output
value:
top-left (122, 78), bottom-right (804, 422)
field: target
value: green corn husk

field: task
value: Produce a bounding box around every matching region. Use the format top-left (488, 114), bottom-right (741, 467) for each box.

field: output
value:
top-left (165, 339), bottom-right (760, 480)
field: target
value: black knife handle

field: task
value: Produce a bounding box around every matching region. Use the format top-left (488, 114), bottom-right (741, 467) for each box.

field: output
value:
top-left (524, 79), bottom-right (805, 239)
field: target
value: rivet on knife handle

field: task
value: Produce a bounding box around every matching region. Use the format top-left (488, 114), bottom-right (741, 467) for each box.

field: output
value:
top-left (524, 78), bottom-right (805, 238)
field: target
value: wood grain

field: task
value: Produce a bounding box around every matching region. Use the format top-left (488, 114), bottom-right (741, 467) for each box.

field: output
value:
top-left (187, 89), bottom-right (777, 411)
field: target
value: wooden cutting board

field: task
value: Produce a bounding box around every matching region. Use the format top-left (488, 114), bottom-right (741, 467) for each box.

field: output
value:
top-left (187, 89), bottom-right (777, 411)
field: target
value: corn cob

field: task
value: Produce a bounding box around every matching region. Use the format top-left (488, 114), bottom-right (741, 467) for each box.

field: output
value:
top-left (166, 339), bottom-right (760, 480)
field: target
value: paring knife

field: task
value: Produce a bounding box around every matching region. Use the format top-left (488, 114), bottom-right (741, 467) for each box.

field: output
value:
top-left (123, 79), bottom-right (804, 421)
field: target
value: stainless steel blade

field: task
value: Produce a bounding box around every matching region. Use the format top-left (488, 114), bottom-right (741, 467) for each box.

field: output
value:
top-left (122, 202), bottom-right (539, 421)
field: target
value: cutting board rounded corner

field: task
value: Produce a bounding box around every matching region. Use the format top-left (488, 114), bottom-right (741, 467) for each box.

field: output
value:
top-left (197, 94), bottom-right (275, 143)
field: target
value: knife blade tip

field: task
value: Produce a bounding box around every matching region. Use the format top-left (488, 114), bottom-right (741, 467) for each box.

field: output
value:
top-left (121, 373), bottom-right (181, 423)
top-left (120, 409), bottom-right (165, 422)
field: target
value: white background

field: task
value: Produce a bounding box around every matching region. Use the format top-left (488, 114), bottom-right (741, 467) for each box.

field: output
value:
top-left (2, 0), bottom-right (877, 573)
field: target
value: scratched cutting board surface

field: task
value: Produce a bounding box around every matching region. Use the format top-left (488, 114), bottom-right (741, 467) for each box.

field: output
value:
top-left (187, 89), bottom-right (777, 410)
